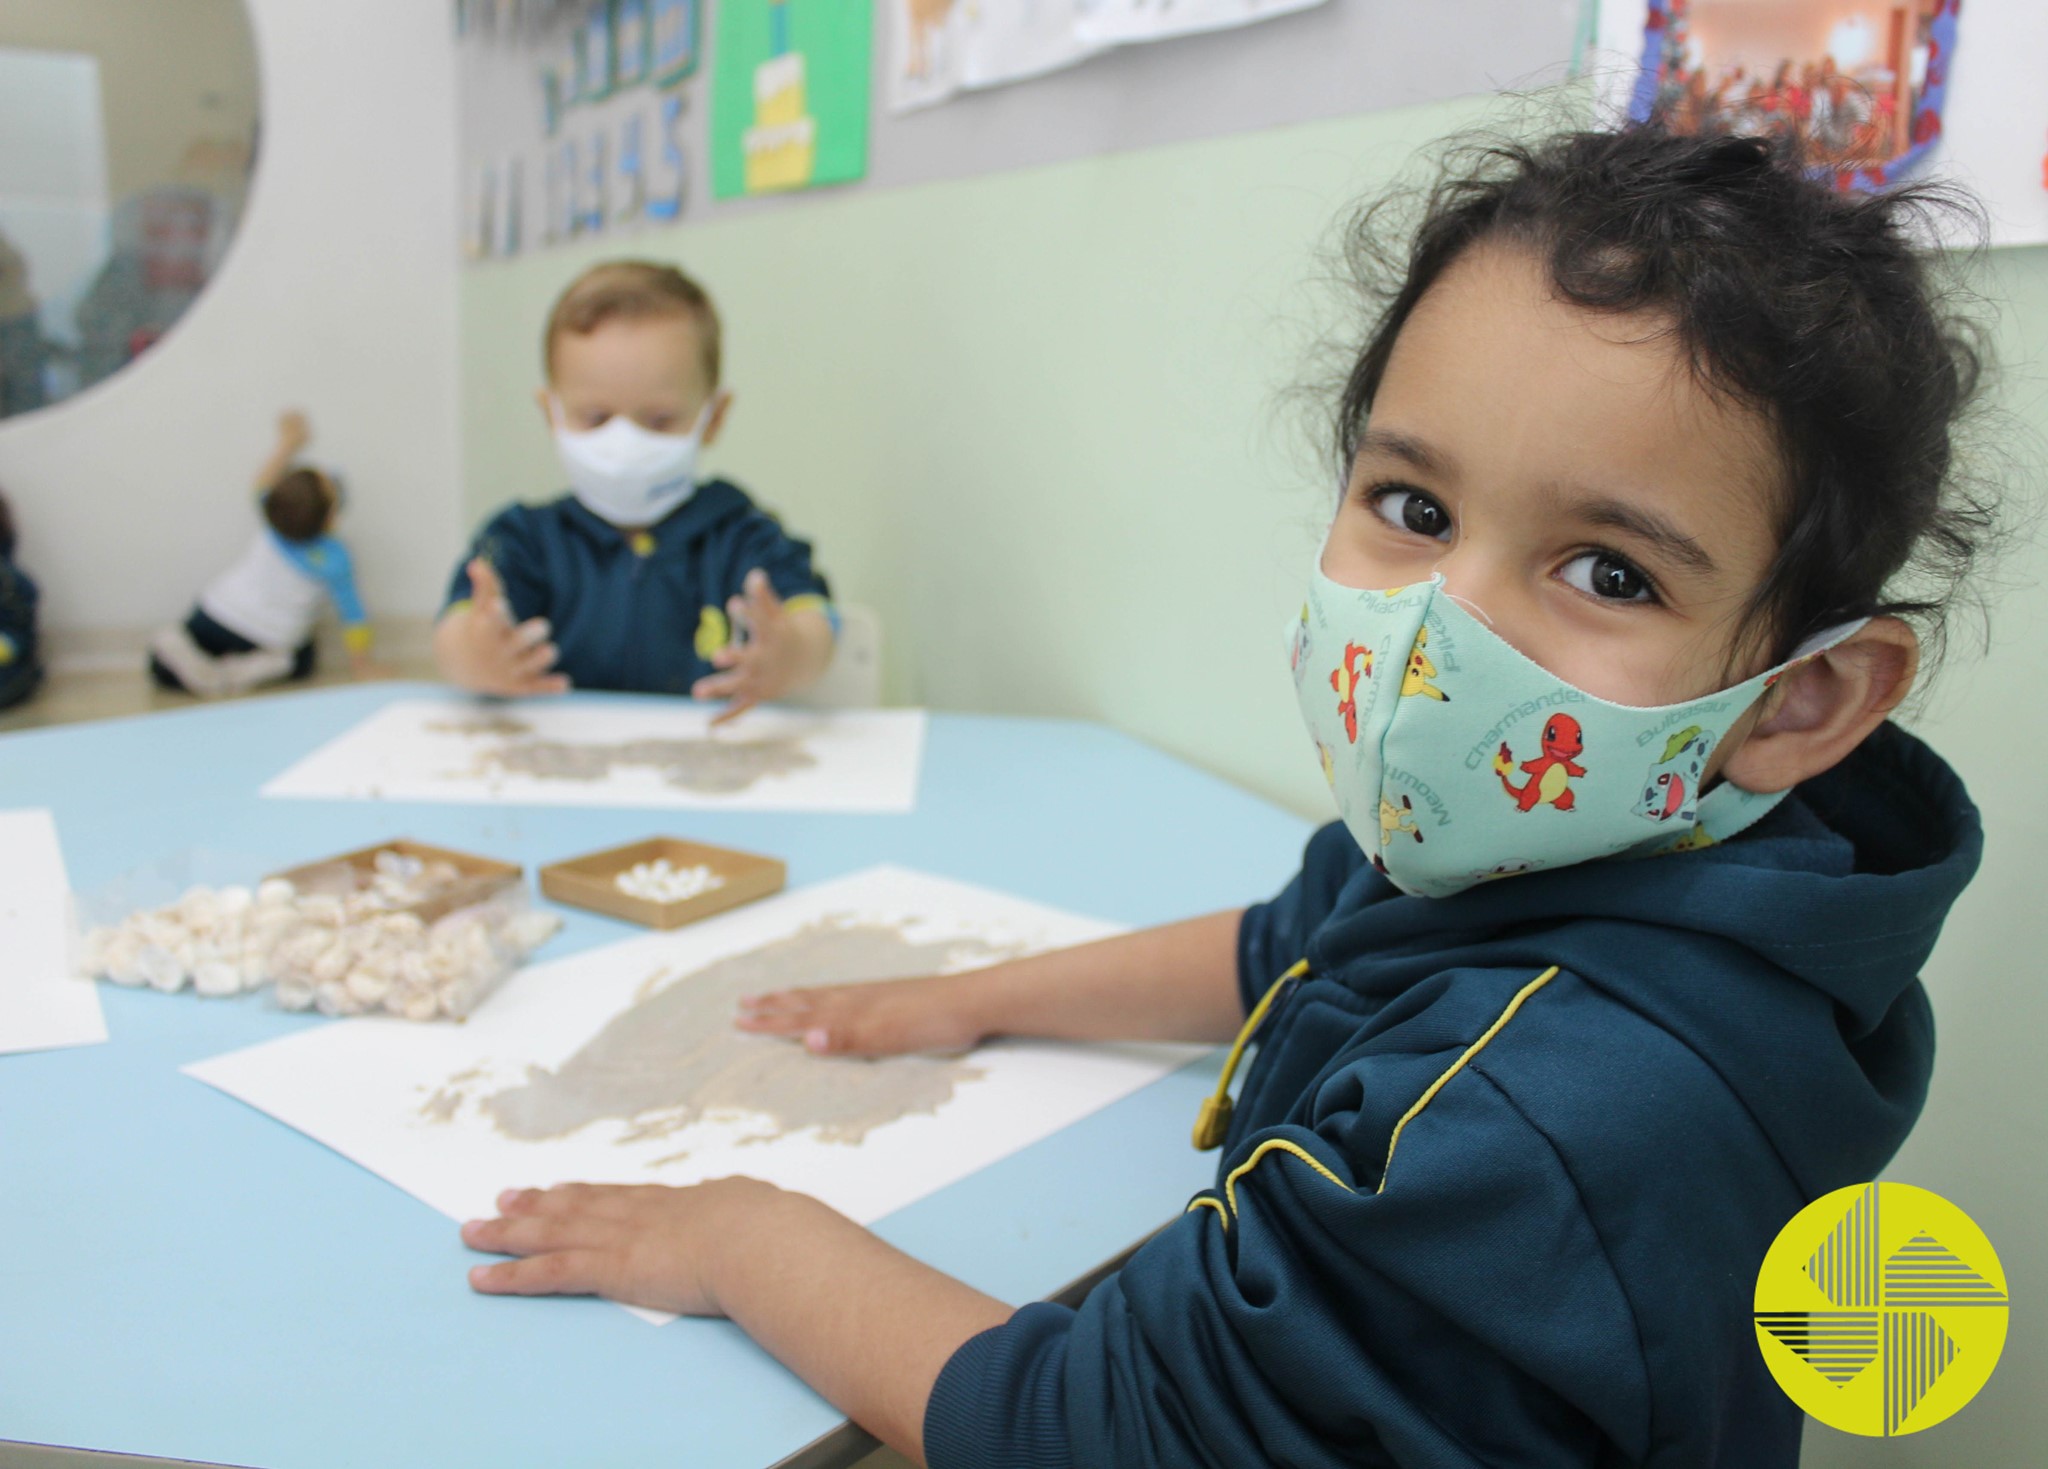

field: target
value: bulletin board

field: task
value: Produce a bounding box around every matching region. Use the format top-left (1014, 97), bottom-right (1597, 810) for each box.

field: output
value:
top-left (455, 0), bottom-right (1588, 261)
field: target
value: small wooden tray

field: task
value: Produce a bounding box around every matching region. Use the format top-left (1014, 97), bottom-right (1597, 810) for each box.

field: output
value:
top-left (539, 837), bottom-right (785, 930)
top-left (271, 839), bottom-right (523, 925)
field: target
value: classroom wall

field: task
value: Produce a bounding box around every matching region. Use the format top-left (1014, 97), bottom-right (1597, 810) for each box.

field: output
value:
top-left (464, 99), bottom-right (2048, 1460)
top-left (0, 0), bottom-right (463, 648)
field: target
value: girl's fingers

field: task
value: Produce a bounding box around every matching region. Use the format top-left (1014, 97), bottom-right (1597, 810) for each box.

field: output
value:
top-left (468, 1250), bottom-right (609, 1297)
top-left (460, 1209), bottom-right (620, 1258)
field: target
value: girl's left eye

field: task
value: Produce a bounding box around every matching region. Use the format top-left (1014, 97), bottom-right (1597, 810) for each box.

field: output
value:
top-left (1559, 551), bottom-right (1658, 604)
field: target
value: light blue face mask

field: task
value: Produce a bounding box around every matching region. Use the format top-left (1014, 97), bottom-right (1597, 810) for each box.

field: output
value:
top-left (1289, 560), bottom-right (1862, 898)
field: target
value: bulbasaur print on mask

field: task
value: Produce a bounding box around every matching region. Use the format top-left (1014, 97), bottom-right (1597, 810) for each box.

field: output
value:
top-left (1288, 561), bottom-right (1860, 898)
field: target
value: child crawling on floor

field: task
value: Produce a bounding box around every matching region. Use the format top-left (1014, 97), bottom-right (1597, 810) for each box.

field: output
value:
top-left (150, 410), bottom-right (381, 697)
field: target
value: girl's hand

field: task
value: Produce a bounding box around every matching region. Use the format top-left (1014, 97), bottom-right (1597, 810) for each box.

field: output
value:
top-left (690, 569), bottom-right (832, 725)
top-left (736, 973), bottom-right (987, 1057)
top-left (462, 1178), bottom-right (780, 1316)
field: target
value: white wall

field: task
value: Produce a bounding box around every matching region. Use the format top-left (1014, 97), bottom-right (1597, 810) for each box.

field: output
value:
top-left (0, 0), bottom-right (462, 644)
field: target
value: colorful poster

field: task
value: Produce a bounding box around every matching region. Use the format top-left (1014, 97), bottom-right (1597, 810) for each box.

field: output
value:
top-left (614, 0), bottom-right (653, 87)
top-left (888, 0), bottom-right (1106, 114)
top-left (575, 0), bottom-right (615, 100)
top-left (1072, 0), bottom-right (1326, 47)
top-left (1594, 0), bottom-right (2048, 246)
top-left (710, 0), bottom-right (872, 198)
top-left (652, 0), bottom-right (701, 84)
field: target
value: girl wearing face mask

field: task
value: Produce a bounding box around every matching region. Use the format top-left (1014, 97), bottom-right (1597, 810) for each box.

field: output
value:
top-left (459, 130), bottom-right (1999, 1469)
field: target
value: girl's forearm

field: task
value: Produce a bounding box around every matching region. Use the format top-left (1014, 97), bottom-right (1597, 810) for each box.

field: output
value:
top-left (960, 908), bottom-right (1247, 1045)
top-left (714, 1191), bottom-right (1011, 1466)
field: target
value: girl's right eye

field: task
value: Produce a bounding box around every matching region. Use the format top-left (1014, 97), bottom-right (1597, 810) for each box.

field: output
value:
top-left (1370, 486), bottom-right (1453, 542)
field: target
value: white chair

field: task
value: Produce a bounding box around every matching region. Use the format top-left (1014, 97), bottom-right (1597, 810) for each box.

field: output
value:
top-left (789, 601), bottom-right (882, 710)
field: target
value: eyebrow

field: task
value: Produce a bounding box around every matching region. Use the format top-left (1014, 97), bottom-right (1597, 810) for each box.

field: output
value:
top-left (1567, 495), bottom-right (1719, 578)
top-left (1354, 428), bottom-right (1457, 480)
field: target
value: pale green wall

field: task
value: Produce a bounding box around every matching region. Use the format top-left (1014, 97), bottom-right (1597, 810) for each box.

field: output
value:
top-left (463, 104), bottom-right (2048, 1460)
top-left (461, 97), bottom-right (1498, 819)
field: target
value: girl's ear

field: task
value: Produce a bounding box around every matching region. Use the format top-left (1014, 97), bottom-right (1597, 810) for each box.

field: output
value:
top-left (700, 389), bottom-right (733, 448)
top-left (1721, 616), bottom-right (1920, 795)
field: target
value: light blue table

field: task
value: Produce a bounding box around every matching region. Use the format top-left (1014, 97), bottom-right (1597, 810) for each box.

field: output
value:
top-left (0, 685), bottom-right (1309, 1469)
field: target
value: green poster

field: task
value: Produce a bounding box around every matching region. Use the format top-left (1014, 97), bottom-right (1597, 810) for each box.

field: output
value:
top-left (710, 0), bottom-right (871, 199)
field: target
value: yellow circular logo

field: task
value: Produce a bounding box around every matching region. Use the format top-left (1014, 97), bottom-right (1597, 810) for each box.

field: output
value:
top-left (1755, 1183), bottom-right (2008, 1436)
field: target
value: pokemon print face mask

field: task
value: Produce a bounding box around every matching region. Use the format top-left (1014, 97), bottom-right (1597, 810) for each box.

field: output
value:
top-left (1288, 560), bottom-right (1863, 898)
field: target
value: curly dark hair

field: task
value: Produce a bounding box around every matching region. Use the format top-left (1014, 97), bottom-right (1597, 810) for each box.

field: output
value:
top-left (1335, 125), bottom-right (1999, 672)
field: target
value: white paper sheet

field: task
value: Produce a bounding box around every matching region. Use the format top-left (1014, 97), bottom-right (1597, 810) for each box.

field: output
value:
top-left (1073, 0), bottom-right (1326, 48)
top-left (186, 867), bottom-right (1202, 1321)
top-left (0, 809), bottom-right (108, 1056)
top-left (261, 699), bottom-right (928, 813)
top-left (889, 0), bottom-right (1109, 113)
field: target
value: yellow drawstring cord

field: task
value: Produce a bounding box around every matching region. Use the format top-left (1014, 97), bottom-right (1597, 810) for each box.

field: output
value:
top-left (1192, 959), bottom-right (1308, 1150)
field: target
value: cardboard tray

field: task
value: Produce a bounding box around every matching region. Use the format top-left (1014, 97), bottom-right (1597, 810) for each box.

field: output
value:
top-left (538, 837), bottom-right (786, 930)
top-left (271, 839), bottom-right (524, 925)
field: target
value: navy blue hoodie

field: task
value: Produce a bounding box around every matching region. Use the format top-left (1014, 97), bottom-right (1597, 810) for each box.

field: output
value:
top-left (924, 723), bottom-right (1980, 1468)
top-left (0, 550), bottom-right (40, 710)
top-left (444, 481), bottom-right (833, 696)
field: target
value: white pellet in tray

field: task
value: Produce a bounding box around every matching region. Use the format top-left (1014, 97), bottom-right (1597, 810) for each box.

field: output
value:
top-left (614, 859), bottom-right (726, 903)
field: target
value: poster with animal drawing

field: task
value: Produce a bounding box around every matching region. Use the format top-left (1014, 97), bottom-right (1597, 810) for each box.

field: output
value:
top-left (889, 0), bottom-right (1106, 113)
top-left (1592, 0), bottom-right (2047, 247)
top-left (260, 699), bottom-right (927, 813)
top-left (1073, 0), bottom-right (1328, 48)
top-left (184, 867), bottom-right (1201, 1320)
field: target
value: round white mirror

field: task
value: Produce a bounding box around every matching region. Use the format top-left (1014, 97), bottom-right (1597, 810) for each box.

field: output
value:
top-left (0, 0), bottom-right (259, 419)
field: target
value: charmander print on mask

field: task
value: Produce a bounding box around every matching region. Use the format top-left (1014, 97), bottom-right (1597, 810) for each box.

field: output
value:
top-left (1496, 713), bottom-right (1586, 813)
top-left (1330, 642), bottom-right (1372, 743)
top-left (1291, 558), bottom-right (1865, 898)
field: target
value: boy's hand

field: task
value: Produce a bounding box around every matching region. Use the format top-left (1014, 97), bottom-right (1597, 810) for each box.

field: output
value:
top-left (690, 569), bottom-right (833, 725)
top-left (736, 973), bottom-right (986, 1057)
top-left (277, 410), bottom-right (311, 456)
top-left (462, 1178), bottom-right (782, 1316)
top-left (434, 557), bottom-right (570, 697)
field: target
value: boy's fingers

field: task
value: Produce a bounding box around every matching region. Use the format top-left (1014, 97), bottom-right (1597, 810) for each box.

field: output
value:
top-left (743, 570), bottom-right (784, 618)
top-left (692, 671), bottom-right (743, 701)
top-left (512, 616), bottom-right (553, 649)
top-left (709, 695), bottom-right (759, 728)
top-left (709, 645), bottom-right (744, 670)
top-left (514, 642), bottom-right (560, 677)
top-left (467, 557), bottom-right (504, 606)
top-left (468, 1250), bottom-right (608, 1297)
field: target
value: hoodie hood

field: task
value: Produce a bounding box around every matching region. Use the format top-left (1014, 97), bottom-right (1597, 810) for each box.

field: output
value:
top-left (1300, 721), bottom-right (1981, 1197)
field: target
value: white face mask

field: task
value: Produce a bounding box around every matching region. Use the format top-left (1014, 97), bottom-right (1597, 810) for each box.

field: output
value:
top-left (551, 396), bottom-right (715, 527)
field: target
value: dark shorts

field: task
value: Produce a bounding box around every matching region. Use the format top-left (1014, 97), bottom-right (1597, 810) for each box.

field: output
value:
top-left (148, 607), bottom-right (316, 693)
